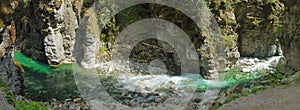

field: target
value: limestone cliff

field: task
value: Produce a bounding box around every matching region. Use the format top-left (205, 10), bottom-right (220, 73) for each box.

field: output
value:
top-left (280, 0), bottom-right (300, 71)
top-left (0, 0), bottom-right (24, 96)
top-left (0, 21), bottom-right (24, 95)
top-left (233, 0), bottom-right (285, 58)
top-left (16, 0), bottom-right (82, 65)
top-left (204, 0), bottom-right (241, 78)
top-left (1, 0), bottom-right (299, 80)
top-left (75, 8), bottom-right (101, 68)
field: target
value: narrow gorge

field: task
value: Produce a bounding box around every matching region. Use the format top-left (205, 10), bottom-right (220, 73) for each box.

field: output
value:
top-left (0, 0), bottom-right (300, 109)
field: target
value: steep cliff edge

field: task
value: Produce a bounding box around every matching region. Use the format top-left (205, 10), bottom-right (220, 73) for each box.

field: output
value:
top-left (279, 0), bottom-right (300, 71)
top-left (15, 0), bottom-right (82, 65)
top-left (1, 0), bottom-right (299, 80)
top-left (229, 0), bottom-right (300, 71)
top-left (0, 21), bottom-right (25, 95)
top-left (0, 0), bottom-right (25, 96)
top-left (1, 1), bottom-right (300, 109)
top-left (233, 0), bottom-right (284, 58)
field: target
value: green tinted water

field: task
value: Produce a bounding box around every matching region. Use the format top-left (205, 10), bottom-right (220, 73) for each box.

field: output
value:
top-left (14, 52), bottom-right (79, 101)
top-left (13, 52), bottom-right (262, 101)
top-left (14, 52), bottom-right (52, 74)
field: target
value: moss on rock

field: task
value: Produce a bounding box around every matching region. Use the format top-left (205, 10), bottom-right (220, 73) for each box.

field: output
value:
top-left (233, 0), bottom-right (285, 58)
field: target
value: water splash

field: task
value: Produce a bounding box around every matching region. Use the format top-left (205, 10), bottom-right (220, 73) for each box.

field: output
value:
top-left (116, 71), bottom-right (262, 94)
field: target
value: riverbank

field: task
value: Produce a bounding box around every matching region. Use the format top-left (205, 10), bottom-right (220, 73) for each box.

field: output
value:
top-left (219, 85), bottom-right (300, 110)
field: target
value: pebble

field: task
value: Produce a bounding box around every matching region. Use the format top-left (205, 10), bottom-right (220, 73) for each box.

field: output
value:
top-left (69, 103), bottom-right (76, 109)
top-left (242, 68), bottom-right (251, 73)
top-left (129, 100), bottom-right (140, 107)
top-left (65, 98), bottom-right (72, 102)
top-left (154, 98), bottom-right (162, 103)
top-left (73, 98), bottom-right (81, 103)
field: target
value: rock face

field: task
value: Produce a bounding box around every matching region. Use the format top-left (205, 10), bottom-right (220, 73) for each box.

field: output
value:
top-left (75, 8), bottom-right (101, 68)
top-left (0, 0), bottom-right (298, 78)
top-left (204, 0), bottom-right (241, 78)
top-left (0, 0), bottom-right (24, 96)
top-left (115, 3), bottom-right (237, 78)
top-left (0, 89), bottom-right (14, 110)
top-left (279, 0), bottom-right (300, 71)
top-left (16, 0), bottom-right (81, 65)
top-left (206, 0), bottom-right (299, 72)
top-left (0, 0), bottom-right (18, 29)
top-left (233, 0), bottom-right (285, 58)
top-left (0, 21), bottom-right (25, 95)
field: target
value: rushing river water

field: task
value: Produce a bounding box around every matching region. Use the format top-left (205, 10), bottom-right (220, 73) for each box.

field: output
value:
top-left (13, 52), bottom-right (281, 102)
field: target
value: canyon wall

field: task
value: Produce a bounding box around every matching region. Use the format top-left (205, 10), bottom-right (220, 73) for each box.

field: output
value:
top-left (0, 0), bottom-right (299, 84)
top-left (233, 0), bottom-right (285, 58)
top-left (0, 0), bottom-right (24, 95)
top-left (15, 0), bottom-right (82, 65)
top-left (280, 0), bottom-right (300, 71)
top-left (207, 0), bottom-right (299, 72)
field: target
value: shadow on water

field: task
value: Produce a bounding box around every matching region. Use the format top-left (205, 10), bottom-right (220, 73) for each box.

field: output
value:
top-left (14, 52), bottom-right (80, 101)
top-left (23, 65), bottom-right (80, 101)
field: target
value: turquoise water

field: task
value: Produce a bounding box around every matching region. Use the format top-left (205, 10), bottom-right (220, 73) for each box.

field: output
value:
top-left (14, 52), bottom-right (79, 101)
top-left (14, 52), bottom-right (52, 74)
top-left (13, 52), bottom-right (263, 100)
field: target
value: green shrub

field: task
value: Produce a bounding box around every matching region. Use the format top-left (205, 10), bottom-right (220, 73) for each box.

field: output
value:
top-left (223, 35), bottom-right (236, 49)
top-left (19, 0), bottom-right (31, 8)
top-left (269, 66), bottom-right (291, 85)
top-left (295, 71), bottom-right (300, 85)
top-left (0, 76), bottom-right (15, 104)
top-left (100, 46), bottom-right (108, 52)
top-left (15, 100), bottom-right (48, 110)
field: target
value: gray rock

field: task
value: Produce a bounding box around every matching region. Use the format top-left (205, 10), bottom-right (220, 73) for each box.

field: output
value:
top-left (17, 0), bottom-right (81, 65)
top-left (75, 8), bottom-right (101, 69)
top-left (0, 89), bottom-right (14, 110)
top-left (69, 102), bottom-right (76, 110)
top-left (0, 22), bottom-right (24, 95)
top-left (44, 0), bottom-right (79, 64)
top-left (235, 1), bottom-right (284, 58)
top-left (154, 98), bottom-right (162, 103)
top-left (242, 68), bottom-right (251, 73)
top-left (129, 100), bottom-right (140, 107)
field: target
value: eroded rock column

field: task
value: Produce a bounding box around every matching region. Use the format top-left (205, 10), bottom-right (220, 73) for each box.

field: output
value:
top-left (17, 0), bottom-right (82, 65)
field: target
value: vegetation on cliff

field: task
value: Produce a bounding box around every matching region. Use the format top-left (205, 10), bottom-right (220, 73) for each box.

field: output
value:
top-left (0, 0), bottom-right (300, 109)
